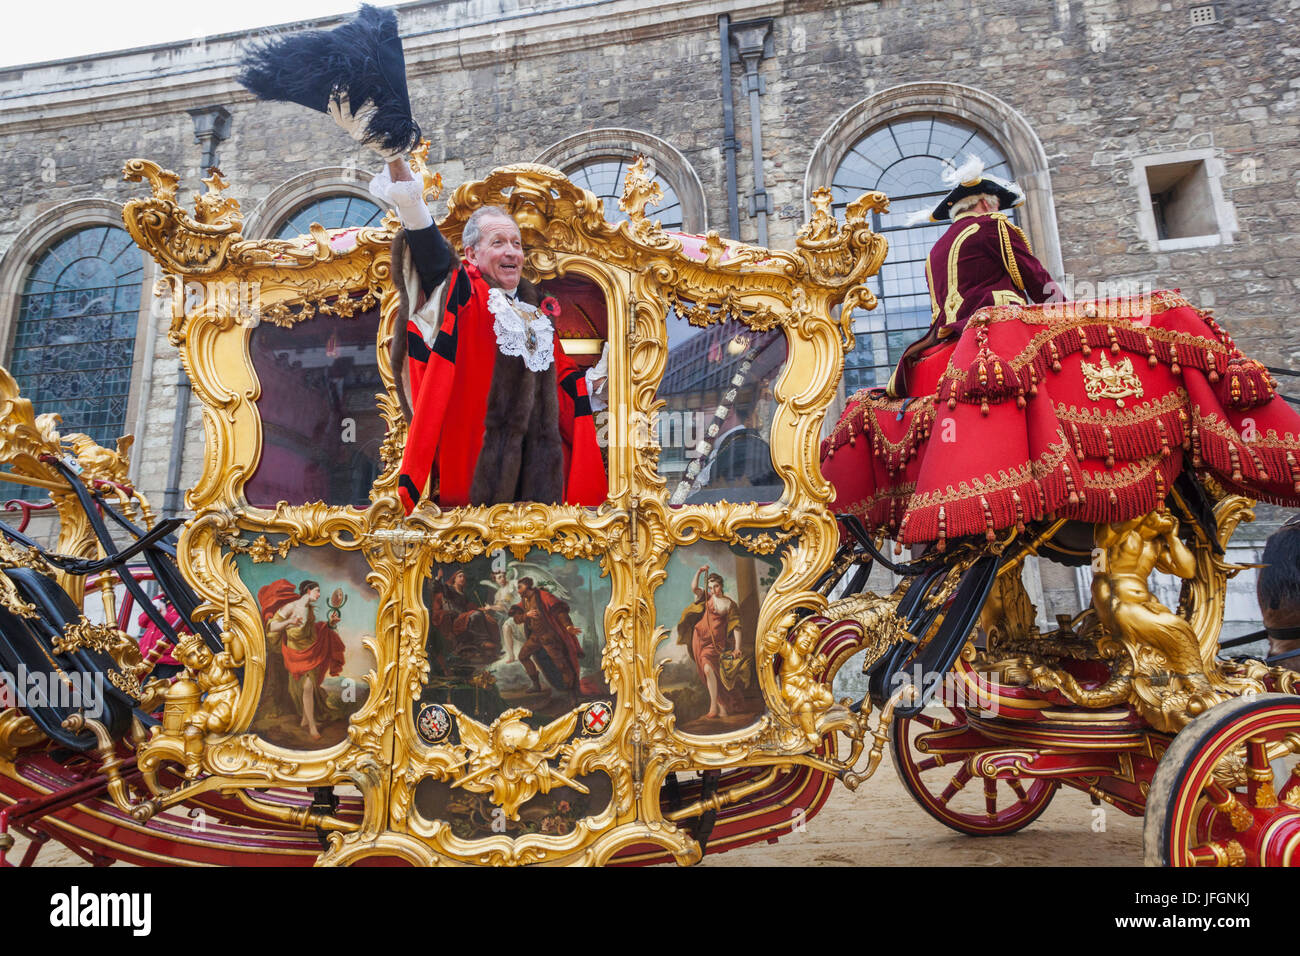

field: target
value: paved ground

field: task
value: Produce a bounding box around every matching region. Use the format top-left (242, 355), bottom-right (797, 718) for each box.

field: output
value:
top-left (698, 745), bottom-right (1144, 866)
top-left (8, 744), bottom-right (1143, 866)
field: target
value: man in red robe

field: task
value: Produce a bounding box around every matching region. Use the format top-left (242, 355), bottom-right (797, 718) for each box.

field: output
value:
top-left (889, 156), bottom-right (1060, 397)
top-left (514, 576), bottom-right (584, 701)
top-left (371, 157), bottom-right (607, 513)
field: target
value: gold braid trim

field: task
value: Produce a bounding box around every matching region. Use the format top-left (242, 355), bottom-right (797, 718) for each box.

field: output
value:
top-left (1000, 214), bottom-right (1034, 255)
top-left (1077, 454), bottom-right (1164, 490)
top-left (938, 308), bottom-right (1233, 387)
top-left (1053, 389), bottom-right (1189, 425)
top-left (995, 216), bottom-right (1024, 291)
top-left (840, 480), bottom-right (918, 516)
top-left (926, 252), bottom-right (940, 323)
top-left (1194, 408), bottom-right (1300, 449)
top-left (944, 222), bottom-right (981, 325)
top-left (868, 397), bottom-right (937, 458)
top-left (829, 390), bottom-right (917, 444)
top-left (905, 437), bottom-right (1071, 510)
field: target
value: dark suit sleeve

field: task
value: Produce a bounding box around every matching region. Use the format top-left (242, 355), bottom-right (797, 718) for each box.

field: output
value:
top-left (404, 225), bottom-right (456, 297)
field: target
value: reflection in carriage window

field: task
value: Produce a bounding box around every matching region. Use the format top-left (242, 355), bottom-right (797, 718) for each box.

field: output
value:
top-left (245, 308), bottom-right (384, 508)
top-left (536, 272), bottom-right (610, 468)
top-left (659, 312), bottom-right (786, 505)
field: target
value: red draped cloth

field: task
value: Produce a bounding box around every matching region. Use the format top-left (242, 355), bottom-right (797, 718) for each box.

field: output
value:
top-left (258, 580), bottom-right (346, 683)
top-left (822, 292), bottom-right (1300, 548)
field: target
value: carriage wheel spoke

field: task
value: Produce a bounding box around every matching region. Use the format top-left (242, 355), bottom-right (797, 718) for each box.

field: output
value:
top-left (1245, 738), bottom-right (1278, 808)
top-left (1008, 779), bottom-right (1030, 803)
top-left (1205, 781), bottom-right (1256, 832)
top-left (938, 765), bottom-right (972, 806)
top-left (984, 778), bottom-right (998, 819)
top-left (1186, 839), bottom-right (1247, 867)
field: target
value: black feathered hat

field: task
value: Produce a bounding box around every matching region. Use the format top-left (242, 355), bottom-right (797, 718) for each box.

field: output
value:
top-left (238, 4), bottom-right (421, 155)
top-left (929, 154), bottom-right (1024, 222)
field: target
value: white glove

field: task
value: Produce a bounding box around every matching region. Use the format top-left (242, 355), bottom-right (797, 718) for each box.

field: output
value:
top-left (368, 165), bottom-right (434, 231)
top-left (328, 91), bottom-right (405, 163)
top-left (585, 341), bottom-right (609, 412)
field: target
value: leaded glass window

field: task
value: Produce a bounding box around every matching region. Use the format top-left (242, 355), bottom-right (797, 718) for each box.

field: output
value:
top-left (566, 158), bottom-right (684, 231)
top-left (831, 117), bottom-right (1017, 393)
top-left (275, 195), bottom-right (383, 239)
top-left (10, 225), bottom-right (143, 447)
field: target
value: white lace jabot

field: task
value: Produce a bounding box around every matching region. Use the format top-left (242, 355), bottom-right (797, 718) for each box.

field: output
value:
top-left (487, 288), bottom-right (555, 372)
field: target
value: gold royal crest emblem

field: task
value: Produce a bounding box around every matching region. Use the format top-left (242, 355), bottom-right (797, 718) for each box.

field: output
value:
top-left (1081, 351), bottom-right (1144, 407)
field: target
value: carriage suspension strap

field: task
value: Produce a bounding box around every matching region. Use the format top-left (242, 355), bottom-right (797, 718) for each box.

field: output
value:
top-left (691, 770), bottom-right (722, 852)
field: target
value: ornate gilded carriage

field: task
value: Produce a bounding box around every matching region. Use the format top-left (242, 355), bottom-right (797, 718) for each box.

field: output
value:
top-left (9, 150), bottom-right (889, 866)
top-left (1, 146), bottom-right (1297, 868)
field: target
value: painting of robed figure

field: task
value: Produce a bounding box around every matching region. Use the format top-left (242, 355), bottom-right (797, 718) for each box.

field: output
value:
top-left (655, 542), bottom-right (779, 734)
top-left (259, 579), bottom-right (348, 742)
top-left (238, 546), bottom-right (378, 751)
top-left (416, 549), bottom-right (611, 729)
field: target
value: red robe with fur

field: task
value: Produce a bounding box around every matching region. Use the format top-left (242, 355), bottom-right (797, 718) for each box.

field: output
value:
top-left (394, 227), bottom-right (606, 513)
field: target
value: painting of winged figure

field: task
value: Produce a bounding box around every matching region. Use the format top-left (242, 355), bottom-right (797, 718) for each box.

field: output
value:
top-left (238, 546), bottom-right (377, 750)
top-left (417, 549), bottom-right (611, 728)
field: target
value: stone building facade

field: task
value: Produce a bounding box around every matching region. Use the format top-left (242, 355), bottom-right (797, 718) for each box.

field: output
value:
top-left (0, 0), bottom-right (1295, 623)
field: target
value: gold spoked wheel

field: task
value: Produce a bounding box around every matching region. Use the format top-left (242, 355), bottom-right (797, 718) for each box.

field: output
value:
top-left (1143, 693), bottom-right (1300, 866)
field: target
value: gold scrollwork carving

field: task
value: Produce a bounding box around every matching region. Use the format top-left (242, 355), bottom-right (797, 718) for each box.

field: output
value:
top-left (1031, 501), bottom-right (1265, 733)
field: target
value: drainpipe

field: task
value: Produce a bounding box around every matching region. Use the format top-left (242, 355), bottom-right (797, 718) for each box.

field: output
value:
top-left (718, 15), bottom-right (740, 240)
top-left (164, 107), bottom-right (231, 518)
top-left (729, 19), bottom-right (774, 247)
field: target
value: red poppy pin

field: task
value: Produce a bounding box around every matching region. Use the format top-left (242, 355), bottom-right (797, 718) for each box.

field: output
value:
top-left (540, 296), bottom-right (561, 319)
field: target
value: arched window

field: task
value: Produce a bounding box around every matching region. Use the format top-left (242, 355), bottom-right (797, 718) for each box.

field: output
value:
top-left (535, 130), bottom-right (707, 234)
top-left (10, 225), bottom-right (143, 445)
top-left (274, 194), bottom-right (383, 239)
top-left (832, 116), bottom-right (1018, 393)
top-left (565, 158), bottom-right (685, 231)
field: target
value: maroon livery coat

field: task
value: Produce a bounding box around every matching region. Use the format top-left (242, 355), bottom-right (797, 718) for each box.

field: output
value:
top-left (890, 212), bottom-right (1057, 397)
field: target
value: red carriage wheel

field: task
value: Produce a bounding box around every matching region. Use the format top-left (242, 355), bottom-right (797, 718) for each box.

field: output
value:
top-left (1144, 693), bottom-right (1300, 866)
top-left (891, 705), bottom-right (1059, 836)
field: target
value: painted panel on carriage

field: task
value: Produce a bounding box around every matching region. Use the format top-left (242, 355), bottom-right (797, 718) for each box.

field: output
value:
top-left (235, 544), bottom-right (378, 750)
top-left (414, 549), bottom-right (612, 730)
top-left (245, 306), bottom-right (385, 509)
top-left (659, 311), bottom-right (787, 506)
top-left (412, 770), bottom-right (613, 841)
top-left (653, 540), bottom-right (783, 733)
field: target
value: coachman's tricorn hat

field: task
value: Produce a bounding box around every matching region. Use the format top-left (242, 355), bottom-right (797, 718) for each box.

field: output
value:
top-left (930, 154), bottom-right (1025, 222)
top-left (237, 4), bottom-right (421, 155)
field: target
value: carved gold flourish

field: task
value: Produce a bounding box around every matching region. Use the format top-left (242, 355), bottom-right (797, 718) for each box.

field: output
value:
top-left (1031, 500), bottom-right (1264, 732)
top-left (435, 705), bottom-right (585, 821)
top-left (53, 617), bottom-right (167, 706)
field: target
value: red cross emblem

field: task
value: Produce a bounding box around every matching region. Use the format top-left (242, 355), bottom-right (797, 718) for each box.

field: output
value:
top-left (582, 701), bottom-right (612, 735)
